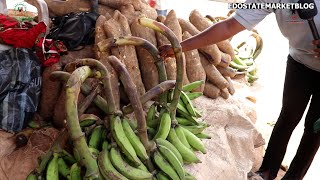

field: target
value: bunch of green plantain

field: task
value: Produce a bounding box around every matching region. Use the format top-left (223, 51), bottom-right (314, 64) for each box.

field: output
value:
top-left (230, 30), bottom-right (263, 84)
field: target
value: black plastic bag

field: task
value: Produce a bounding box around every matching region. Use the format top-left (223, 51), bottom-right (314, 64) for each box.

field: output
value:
top-left (0, 48), bottom-right (42, 132)
top-left (48, 12), bottom-right (99, 50)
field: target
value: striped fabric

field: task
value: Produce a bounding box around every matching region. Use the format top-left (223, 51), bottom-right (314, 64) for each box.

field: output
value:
top-left (0, 48), bottom-right (42, 132)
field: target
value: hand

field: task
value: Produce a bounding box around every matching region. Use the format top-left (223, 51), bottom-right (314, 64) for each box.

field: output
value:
top-left (312, 40), bottom-right (320, 58)
top-left (158, 44), bottom-right (174, 58)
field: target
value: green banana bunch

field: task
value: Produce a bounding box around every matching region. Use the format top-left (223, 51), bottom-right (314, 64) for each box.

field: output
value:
top-left (122, 118), bottom-right (149, 161)
top-left (156, 171), bottom-right (170, 180)
top-left (26, 171), bottom-right (38, 180)
top-left (79, 114), bottom-right (99, 128)
top-left (88, 125), bottom-right (103, 150)
top-left (175, 126), bottom-right (192, 149)
top-left (155, 139), bottom-right (183, 165)
top-left (182, 80), bottom-right (205, 92)
top-left (69, 163), bottom-right (82, 180)
top-left (180, 91), bottom-right (197, 117)
top-left (181, 125), bottom-right (208, 135)
top-left (153, 150), bottom-right (180, 180)
top-left (182, 127), bottom-right (206, 154)
top-left (111, 115), bottom-right (141, 166)
top-left (58, 158), bottom-right (70, 178)
top-left (167, 128), bottom-right (200, 164)
top-left (98, 149), bottom-right (128, 180)
top-left (60, 150), bottom-right (77, 165)
top-left (147, 103), bottom-right (159, 128)
top-left (153, 111), bottom-right (171, 140)
top-left (109, 147), bottom-right (153, 179)
top-left (46, 153), bottom-right (59, 180)
top-left (196, 133), bottom-right (212, 139)
top-left (176, 102), bottom-right (198, 125)
top-left (157, 144), bottom-right (185, 179)
top-left (186, 92), bottom-right (203, 100)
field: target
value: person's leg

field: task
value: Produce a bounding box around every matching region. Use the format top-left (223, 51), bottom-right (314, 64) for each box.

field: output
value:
top-left (281, 67), bottom-right (320, 180)
top-left (258, 56), bottom-right (313, 179)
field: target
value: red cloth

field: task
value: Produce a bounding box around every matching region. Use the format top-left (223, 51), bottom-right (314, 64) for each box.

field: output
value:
top-left (35, 38), bottom-right (67, 67)
top-left (0, 14), bottom-right (20, 30)
top-left (0, 22), bottom-right (46, 48)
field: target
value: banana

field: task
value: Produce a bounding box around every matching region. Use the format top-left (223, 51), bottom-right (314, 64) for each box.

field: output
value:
top-left (180, 91), bottom-right (197, 117)
top-left (177, 102), bottom-right (198, 125)
top-left (157, 144), bottom-right (185, 179)
top-left (196, 132), bottom-right (212, 139)
top-left (175, 126), bottom-right (191, 149)
top-left (122, 118), bottom-right (149, 161)
top-left (98, 150), bottom-right (128, 180)
top-left (89, 147), bottom-right (100, 158)
top-left (26, 171), bottom-right (37, 180)
top-left (186, 92), bottom-right (203, 100)
top-left (69, 163), bottom-right (81, 180)
top-left (182, 127), bottom-right (207, 154)
top-left (181, 125), bottom-right (207, 135)
top-left (155, 139), bottom-right (183, 165)
top-left (182, 80), bottom-right (205, 92)
top-left (153, 150), bottom-right (180, 180)
top-left (46, 153), bottom-right (59, 180)
top-left (146, 103), bottom-right (158, 128)
top-left (147, 127), bottom-right (157, 139)
top-left (251, 31), bottom-right (263, 60)
top-left (176, 116), bottom-right (195, 126)
top-left (60, 149), bottom-right (77, 165)
top-left (102, 140), bottom-right (109, 151)
top-left (185, 173), bottom-right (197, 180)
top-left (111, 115), bottom-right (141, 166)
top-left (79, 114), bottom-right (98, 127)
top-left (167, 128), bottom-right (201, 164)
top-left (58, 158), bottom-right (70, 178)
top-left (156, 171), bottom-right (170, 180)
top-left (109, 147), bottom-right (153, 179)
top-left (153, 111), bottom-right (171, 140)
top-left (88, 125), bottom-right (103, 150)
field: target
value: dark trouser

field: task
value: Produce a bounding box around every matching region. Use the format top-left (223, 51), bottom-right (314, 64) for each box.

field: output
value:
top-left (258, 55), bottom-right (320, 180)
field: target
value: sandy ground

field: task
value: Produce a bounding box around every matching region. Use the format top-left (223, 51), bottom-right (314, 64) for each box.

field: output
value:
top-left (169, 0), bottom-right (320, 179)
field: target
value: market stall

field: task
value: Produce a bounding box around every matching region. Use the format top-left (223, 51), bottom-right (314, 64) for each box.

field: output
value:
top-left (0, 0), bottom-right (266, 179)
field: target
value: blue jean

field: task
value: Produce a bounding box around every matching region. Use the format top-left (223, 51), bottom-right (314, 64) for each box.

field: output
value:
top-left (258, 55), bottom-right (320, 180)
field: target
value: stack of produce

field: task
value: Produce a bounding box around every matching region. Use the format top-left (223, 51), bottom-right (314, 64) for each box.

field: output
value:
top-left (26, 16), bottom-right (211, 180)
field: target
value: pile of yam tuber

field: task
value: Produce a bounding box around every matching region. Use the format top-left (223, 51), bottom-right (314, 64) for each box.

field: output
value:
top-left (37, 0), bottom-right (241, 128)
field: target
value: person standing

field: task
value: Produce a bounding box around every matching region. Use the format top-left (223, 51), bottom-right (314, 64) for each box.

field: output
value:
top-left (159, 0), bottom-right (320, 179)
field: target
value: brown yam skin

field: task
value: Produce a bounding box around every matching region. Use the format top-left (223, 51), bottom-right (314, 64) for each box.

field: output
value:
top-left (98, 0), bottom-right (144, 11)
top-left (218, 51), bottom-right (232, 68)
top-left (103, 10), bottom-right (145, 96)
top-left (38, 62), bottom-right (62, 120)
top-left (199, 53), bottom-right (229, 90)
top-left (60, 45), bottom-right (95, 66)
top-left (100, 54), bottom-right (121, 110)
top-left (182, 31), bottom-right (206, 92)
top-left (97, 5), bottom-right (115, 17)
top-left (159, 10), bottom-right (188, 84)
top-left (189, 10), bottom-right (234, 59)
top-left (131, 19), bottom-right (159, 91)
top-left (204, 81), bottom-right (220, 99)
top-left (225, 76), bottom-right (235, 95)
top-left (216, 66), bottom-right (237, 78)
top-left (95, 15), bottom-right (108, 60)
top-left (220, 88), bottom-right (230, 99)
top-left (178, 18), bottom-right (221, 65)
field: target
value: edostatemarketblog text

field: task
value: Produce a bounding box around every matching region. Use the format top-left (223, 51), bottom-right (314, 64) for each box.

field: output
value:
top-left (228, 3), bottom-right (315, 9)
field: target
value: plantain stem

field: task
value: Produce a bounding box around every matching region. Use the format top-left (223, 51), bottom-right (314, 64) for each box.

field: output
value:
top-left (113, 36), bottom-right (168, 104)
top-left (139, 17), bottom-right (185, 120)
top-left (122, 80), bottom-right (176, 114)
top-left (65, 66), bottom-right (99, 179)
top-left (78, 85), bottom-right (100, 116)
top-left (64, 59), bottom-right (116, 114)
top-left (108, 56), bottom-right (155, 152)
top-left (50, 71), bottom-right (109, 114)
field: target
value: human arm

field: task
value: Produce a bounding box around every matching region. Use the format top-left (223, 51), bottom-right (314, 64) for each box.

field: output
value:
top-left (160, 17), bottom-right (245, 57)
